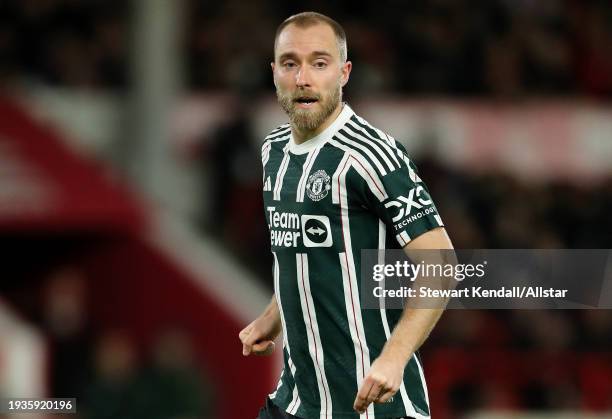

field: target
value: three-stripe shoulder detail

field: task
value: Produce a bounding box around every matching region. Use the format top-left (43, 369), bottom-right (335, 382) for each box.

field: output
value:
top-left (262, 125), bottom-right (290, 155)
top-left (265, 124), bottom-right (291, 142)
top-left (330, 121), bottom-right (401, 180)
top-left (346, 117), bottom-right (402, 169)
top-left (262, 129), bottom-right (290, 169)
top-left (327, 139), bottom-right (389, 202)
top-left (350, 115), bottom-right (423, 181)
top-left (351, 115), bottom-right (408, 163)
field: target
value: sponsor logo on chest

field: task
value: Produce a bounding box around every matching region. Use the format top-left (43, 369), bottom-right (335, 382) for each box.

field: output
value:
top-left (267, 206), bottom-right (332, 248)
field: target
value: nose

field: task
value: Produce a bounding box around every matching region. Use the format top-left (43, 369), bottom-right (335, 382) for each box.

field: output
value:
top-left (295, 65), bottom-right (311, 87)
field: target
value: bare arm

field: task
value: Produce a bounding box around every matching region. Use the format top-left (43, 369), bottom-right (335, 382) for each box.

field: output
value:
top-left (354, 227), bottom-right (453, 413)
top-left (378, 227), bottom-right (453, 364)
top-left (239, 295), bottom-right (282, 356)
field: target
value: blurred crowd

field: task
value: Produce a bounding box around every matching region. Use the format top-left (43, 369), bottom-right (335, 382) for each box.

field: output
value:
top-left (419, 157), bottom-right (612, 249)
top-left (0, 0), bottom-right (128, 88)
top-left (2, 0), bottom-right (612, 97)
top-left (1, 263), bottom-right (216, 419)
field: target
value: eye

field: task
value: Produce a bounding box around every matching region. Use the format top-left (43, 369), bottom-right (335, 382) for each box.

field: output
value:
top-left (283, 61), bottom-right (297, 69)
top-left (313, 61), bottom-right (328, 69)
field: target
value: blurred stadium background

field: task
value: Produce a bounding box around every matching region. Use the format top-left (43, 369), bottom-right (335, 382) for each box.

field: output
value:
top-left (0, 0), bottom-right (611, 418)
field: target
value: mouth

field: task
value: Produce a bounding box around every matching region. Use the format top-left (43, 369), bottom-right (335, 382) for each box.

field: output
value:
top-left (294, 96), bottom-right (319, 108)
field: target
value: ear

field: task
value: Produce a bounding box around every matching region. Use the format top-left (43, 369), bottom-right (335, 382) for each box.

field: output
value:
top-left (271, 62), bottom-right (277, 87)
top-left (340, 61), bottom-right (352, 87)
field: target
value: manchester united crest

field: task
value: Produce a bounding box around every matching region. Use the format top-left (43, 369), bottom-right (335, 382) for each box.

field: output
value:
top-left (306, 170), bottom-right (331, 202)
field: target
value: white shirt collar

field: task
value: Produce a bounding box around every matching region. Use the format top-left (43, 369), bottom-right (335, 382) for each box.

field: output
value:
top-left (288, 103), bottom-right (354, 155)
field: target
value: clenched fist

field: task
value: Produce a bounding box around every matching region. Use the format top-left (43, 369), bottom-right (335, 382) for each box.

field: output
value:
top-left (239, 309), bottom-right (282, 356)
top-left (353, 354), bottom-right (405, 414)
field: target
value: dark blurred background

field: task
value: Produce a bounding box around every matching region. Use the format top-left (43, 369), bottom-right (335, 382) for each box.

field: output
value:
top-left (0, 1), bottom-right (611, 418)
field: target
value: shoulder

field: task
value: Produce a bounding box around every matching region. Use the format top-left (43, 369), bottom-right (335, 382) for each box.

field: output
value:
top-left (261, 123), bottom-right (291, 163)
top-left (350, 113), bottom-right (409, 158)
top-left (327, 112), bottom-right (409, 177)
top-left (262, 123), bottom-right (291, 147)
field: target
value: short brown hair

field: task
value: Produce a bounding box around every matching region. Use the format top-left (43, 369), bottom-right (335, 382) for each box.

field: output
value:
top-left (274, 12), bottom-right (348, 63)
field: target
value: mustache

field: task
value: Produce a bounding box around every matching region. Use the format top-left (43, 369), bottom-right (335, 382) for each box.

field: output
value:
top-left (290, 90), bottom-right (321, 101)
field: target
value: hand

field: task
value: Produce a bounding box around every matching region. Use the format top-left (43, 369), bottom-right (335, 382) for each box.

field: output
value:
top-left (353, 353), bottom-right (406, 414)
top-left (239, 313), bottom-right (281, 356)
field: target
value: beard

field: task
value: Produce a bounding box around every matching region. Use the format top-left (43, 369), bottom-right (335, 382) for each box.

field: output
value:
top-left (276, 82), bottom-right (342, 132)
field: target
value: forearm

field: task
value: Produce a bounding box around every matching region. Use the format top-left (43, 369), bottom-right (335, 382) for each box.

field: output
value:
top-left (380, 307), bottom-right (444, 365)
top-left (261, 295), bottom-right (282, 335)
top-left (380, 227), bottom-right (453, 365)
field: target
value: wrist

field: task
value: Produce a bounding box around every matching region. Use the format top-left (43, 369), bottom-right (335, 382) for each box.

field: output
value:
top-left (262, 307), bottom-right (282, 336)
top-left (380, 339), bottom-right (414, 366)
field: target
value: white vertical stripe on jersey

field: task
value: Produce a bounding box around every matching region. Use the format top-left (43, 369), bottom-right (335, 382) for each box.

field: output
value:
top-left (414, 355), bottom-right (430, 409)
top-left (337, 161), bottom-right (374, 419)
top-left (329, 141), bottom-right (388, 203)
top-left (272, 252), bottom-right (301, 413)
top-left (262, 142), bottom-right (272, 165)
top-left (296, 253), bottom-right (332, 418)
top-left (296, 146), bottom-right (322, 202)
top-left (331, 152), bottom-right (352, 205)
top-left (287, 357), bottom-right (300, 414)
top-left (377, 221), bottom-right (420, 419)
top-left (269, 368), bottom-right (284, 399)
top-left (349, 156), bottom-right (388, 202)
top-left (273, 143), bottom-right (291, 201)
top-left (262, 142), bottom-right (272, 183)
top-left (335, 131), bottom-right (388, 176)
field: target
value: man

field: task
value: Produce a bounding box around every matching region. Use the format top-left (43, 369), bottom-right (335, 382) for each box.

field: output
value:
top-left (239, 12), bottom-right (453, 419)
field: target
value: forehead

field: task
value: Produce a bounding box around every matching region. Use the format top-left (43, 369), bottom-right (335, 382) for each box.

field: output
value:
top-left (275, 23), bottom-right (339, 59)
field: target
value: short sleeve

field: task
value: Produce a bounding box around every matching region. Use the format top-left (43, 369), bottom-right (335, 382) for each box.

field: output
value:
top-left (358, 150), bottom-right (444, 247)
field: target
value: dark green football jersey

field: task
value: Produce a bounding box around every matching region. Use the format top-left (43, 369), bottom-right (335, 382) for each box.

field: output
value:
top-left (262, 104), bottom-right (443, 419)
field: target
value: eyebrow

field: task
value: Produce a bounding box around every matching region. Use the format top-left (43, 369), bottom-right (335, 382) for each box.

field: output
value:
top-left (278, 51), bottom-right (333, 61)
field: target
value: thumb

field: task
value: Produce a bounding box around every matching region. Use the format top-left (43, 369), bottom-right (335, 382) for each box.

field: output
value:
top-left (243, 340), bottom-right (253, 356)
top-left (252, 340), bottom-right (276, 356)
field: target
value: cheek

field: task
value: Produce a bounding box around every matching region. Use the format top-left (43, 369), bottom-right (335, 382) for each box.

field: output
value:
top-left (275, 74), bottom-right (294, 90)
top-left (321, 76), bottom-right (343, 96)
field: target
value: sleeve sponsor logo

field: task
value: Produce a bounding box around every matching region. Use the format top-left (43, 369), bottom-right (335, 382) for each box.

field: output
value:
top-left (383, 186), bottom-right (435, 231)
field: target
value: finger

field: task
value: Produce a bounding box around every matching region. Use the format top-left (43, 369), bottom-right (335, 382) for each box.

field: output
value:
top-left (238, 324), bottom-right (252, 343)
top-left (375, 388), bottom-right (396, 404)
top-left (242, 324), bottom-right (265, 356)
top-left (362, 380), bottom-right (384, 411)
top-left (353, 380), bottom-right (373, 412)
top-left (252, 340), bottom-right (275, 356)
top-left (242, 329), bottom-right (254, 356)
top-left (353, 378), bottom-right (380, 413)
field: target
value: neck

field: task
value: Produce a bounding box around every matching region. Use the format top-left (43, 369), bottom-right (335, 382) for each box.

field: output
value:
top-left (292, 102), bottom-right (343, 145)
